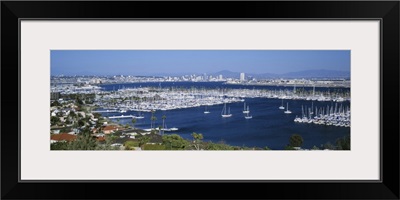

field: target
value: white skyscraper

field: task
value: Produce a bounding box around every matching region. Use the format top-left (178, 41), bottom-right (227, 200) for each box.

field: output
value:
top-left (219, 75), bottom-right (223, 80)
top-left (240, 72), bottom-right (245, 81)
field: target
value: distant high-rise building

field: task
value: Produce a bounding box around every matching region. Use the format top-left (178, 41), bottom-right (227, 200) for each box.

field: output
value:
top-left (240, 73), bottom-right (245, 81)
top-left (219, 75), bottom-right (223, 80)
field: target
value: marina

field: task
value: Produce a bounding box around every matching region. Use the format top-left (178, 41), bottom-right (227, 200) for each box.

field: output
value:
top-left (50, 50), bottom-right (351, 150)
top-left (54, 82), bottom-right (351, 113)
top-left (87, 82), bottom-right (351, 149)
top-left (99, 96), bottom-right (350, 149)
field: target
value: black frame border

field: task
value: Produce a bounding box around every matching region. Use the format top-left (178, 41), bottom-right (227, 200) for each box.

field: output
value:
top-left (2, 1), bottom-right (399, 199)
top-left (17, 17), bottom-right (382, 184)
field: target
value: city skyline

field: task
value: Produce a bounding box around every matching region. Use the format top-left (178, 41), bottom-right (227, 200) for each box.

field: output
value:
top-left (51, 50), bottom-right (350, 76)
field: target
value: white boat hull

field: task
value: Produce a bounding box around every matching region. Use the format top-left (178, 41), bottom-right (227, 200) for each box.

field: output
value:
top-left (108, 115), bottom-right (135, 119)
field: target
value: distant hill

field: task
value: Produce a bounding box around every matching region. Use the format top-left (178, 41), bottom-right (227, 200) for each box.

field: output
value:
top-left (212, 70), bottom-right (241, 78)
top-left (250, 72), bottom-right (280, 79)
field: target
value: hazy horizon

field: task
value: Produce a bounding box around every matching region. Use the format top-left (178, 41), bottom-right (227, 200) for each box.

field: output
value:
top-left (51, 50), bottom-right (350, 76)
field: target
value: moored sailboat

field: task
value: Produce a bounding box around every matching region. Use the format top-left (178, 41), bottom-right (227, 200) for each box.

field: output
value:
top-left (244, 106), bottom-right (252, 119)
top-left (284, 102), bottom-right (292, 114)
top-left (221, 103), bottom-right (232, 118)
top-left (204, 105), bottom-right (210, 114)
top-left (243, 102), bottom-right (250, 113)
top-left (279, 99), bottom-right (285, 110)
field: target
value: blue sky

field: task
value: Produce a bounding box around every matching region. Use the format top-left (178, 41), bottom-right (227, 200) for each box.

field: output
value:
top-left (51, 50), bottom-right (350, 76)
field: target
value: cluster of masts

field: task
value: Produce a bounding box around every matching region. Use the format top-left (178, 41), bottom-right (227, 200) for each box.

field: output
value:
top-left (293, 103), bottom-right (351, 127)
top-left (91, 86), bottom-right (351, 127)
top-left (91, 86), bottom-right (349, 113)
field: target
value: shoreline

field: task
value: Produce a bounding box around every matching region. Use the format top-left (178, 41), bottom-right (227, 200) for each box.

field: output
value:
top-left (223, 82), bottom-right (350, 88)
top-left (97, 81), bottom-right (350, 88)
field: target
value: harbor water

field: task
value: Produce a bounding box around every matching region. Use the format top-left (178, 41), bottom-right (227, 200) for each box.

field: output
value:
top-left (99, 82), bottom-right (350, 150)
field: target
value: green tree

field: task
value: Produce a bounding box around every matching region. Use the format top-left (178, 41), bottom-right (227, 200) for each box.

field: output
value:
top-left (76, 97), bottom-right (84, 105)
top-left (162, 134), bottom-right (190, 150)
top-left (312, 145), bottom-right (320, 150)
top-left (92, 112), bottom-right (101, 119)
top-left (336, 135), bottom-right (350, 150)
top-left (289, 134), bottom-right (304, 147)
top-left (131, 118), bottom-right (137, 129)
top-left (138, 135), bottom-right (150, 148)
top-left (95, 120), bottom-right (103, 128)
top-left (69, 110), bottom-right (76, 118)
top-left (284, 145), bottom-right (295, 150)
top-left (51, 100), bottom-right (61, 107)
top-left (322, 142), bottom-right (335, 150)
top-left (151, 115), bottom-right (157, 129)
top-left (50, 142), bottom-right (69, 150)
top-left (161, 115), bottom-right (166, 135)
top-left (77, 119), bottom-right (86, 127)
top-left (96, 135), bottom-right (118, 150)
top-left (124, 140), bottom-right (139, 150)
top-left (191, 132), bottom-right (203, 150)
top-left (204, 142), bottom-right (235, 150)
top-left (142, 144), bottom-right (166, 150)
top-left (60, 126), bottom-right (70, 133)
top-left (65, 118), bottom-right (71, 125)
top-left (68, 129), bottom-right (97, 150)
top-left (50, 116), bottom-right (61, 126)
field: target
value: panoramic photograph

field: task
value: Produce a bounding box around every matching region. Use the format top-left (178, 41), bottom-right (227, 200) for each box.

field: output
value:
top-left (50, 50), bottom-right (351, 150)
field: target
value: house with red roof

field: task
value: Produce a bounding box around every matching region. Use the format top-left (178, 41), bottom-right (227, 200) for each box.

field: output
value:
top-left (50, 133), bottom-right (77, 143)
top-left (102, 125), bottom-right (119, 134)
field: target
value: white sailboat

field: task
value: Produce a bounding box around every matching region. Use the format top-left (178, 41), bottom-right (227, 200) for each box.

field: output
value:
top-left (204, 105), bottom-right (210, 114)
top-left (279, 99), bottom-right (285, 109)
top-left (243, 102), bottom-right (250, 114)
top-left (221, 103), bottom-right (232, 118)
top-left (135, 115), bottom-right (144, 119)
top-left (244, 106), bottom-right (252, 119)
top-left (284, 102), bottom-right (292, 114)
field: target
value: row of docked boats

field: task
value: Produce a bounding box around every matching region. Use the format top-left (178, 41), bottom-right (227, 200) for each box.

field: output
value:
top-left (88, 86), bottom-right (350, 114)
top-left (293, 104), bottom-right (350, 127)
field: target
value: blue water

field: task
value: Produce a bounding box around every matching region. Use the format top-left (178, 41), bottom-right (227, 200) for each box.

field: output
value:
top-left (100, 82), bottom-right (350, 93)
top-left (99, 82), bottom-right (350, 150)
